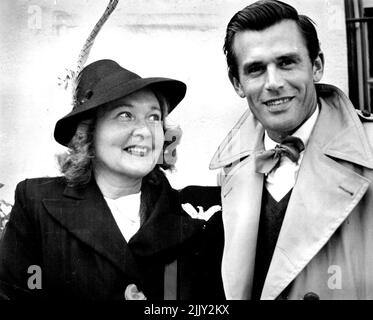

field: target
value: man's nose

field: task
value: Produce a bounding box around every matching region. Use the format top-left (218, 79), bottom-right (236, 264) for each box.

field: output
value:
top-left (264, 65), bottom-right (284, 91)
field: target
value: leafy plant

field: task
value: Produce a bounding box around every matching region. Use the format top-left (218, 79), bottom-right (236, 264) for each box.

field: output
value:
top-left (0, 183), bottom-right (12, 237)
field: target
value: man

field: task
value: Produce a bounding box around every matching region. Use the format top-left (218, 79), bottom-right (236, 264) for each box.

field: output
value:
top-left (210, 0), bottom-right (373, 300)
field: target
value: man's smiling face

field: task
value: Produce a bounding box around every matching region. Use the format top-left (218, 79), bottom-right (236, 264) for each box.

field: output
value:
top-left (230, 19), bottom-right (324, 141)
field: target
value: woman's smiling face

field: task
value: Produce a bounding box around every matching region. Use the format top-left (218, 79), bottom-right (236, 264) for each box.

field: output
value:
top-left (93, 88), bottom-right (165, 183)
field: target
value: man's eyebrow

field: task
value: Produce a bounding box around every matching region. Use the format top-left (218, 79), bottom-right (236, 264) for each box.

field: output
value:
top-left (243, 53), bottom-right (302, 68)
top-left (242, 61), bottom-right (265, 70)
top-left (276, 53), bottom-right (301, 61)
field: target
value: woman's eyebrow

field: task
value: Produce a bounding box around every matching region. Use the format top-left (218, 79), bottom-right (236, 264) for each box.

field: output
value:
top-left (150, 105), bottom-right (161, 111)
top-left (111, 104), bottom-right (161, 112)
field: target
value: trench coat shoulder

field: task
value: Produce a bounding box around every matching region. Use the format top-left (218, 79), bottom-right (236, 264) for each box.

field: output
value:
top-left (352, 109), bottom-right (373, 159)
top-left (356, 109), bottom-right (373, 122)
top-left (357, 110), bottom-right (373, 142)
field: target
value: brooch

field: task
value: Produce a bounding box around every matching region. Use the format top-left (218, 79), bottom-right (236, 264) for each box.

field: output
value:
top-left (124, 284), bottom-right (147, 300)
top-left (181, 203), bottom-right (221, 221)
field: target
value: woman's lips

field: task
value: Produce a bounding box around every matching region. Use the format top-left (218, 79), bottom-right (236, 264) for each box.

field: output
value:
top-left (123, 146), bottom-right (151, 157)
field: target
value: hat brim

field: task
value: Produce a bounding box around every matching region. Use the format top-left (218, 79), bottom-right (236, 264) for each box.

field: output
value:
top-left (54, 73), bottom-right (186, 147)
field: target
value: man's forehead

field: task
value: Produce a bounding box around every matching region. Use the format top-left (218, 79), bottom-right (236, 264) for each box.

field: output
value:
top-left (232, 20), bottom-right (308, 63)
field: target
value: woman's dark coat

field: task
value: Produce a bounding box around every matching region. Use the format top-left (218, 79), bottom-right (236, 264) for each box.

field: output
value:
top-left (0, 174), bottom-right (224, 300)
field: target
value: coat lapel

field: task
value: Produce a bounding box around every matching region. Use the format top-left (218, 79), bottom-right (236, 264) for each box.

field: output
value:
top-left (220, 157), bottom-right (264, 299)
top-left (43, 175), bottom-right (204, 278)
top-left (211, 110), bottom-right (266, 299)
top-left (128, 177), bottom-right (205, 259)
top-left (261, 84), bottom-right (373, 299)
top-left (42, 179), bottom-right (141, 279)
top-left (210, 109), bottom-right (262, 170)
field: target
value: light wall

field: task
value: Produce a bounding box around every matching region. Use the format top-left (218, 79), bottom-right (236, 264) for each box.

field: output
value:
top-left (0, 0), bottom-right (348, 203)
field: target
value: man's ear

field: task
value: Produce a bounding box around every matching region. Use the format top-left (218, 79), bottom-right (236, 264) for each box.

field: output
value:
top-left (228, 71), bottom-right (245, 98)
top-left (313, 51), bottom-right (324, 83)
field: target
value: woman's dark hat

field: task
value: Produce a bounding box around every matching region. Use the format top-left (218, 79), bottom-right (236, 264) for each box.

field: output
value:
top-left (54, 59), bottom-right (187, 147)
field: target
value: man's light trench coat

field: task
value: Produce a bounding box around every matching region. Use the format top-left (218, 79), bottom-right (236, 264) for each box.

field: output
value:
top-left (210, 84), bottom-right (373, 300)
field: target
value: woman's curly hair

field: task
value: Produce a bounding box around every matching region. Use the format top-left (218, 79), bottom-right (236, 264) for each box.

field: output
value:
top-left (57, 89), bottom-right (182, 187)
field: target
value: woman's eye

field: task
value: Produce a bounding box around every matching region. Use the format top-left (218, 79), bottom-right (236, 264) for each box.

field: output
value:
top-left (148, 114), bottom-right (161, 122)
top-left (118, 112), bottom-right (133, 120)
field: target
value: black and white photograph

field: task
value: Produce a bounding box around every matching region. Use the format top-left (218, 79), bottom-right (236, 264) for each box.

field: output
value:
top-left (1, 0), bottom-right (373, 308)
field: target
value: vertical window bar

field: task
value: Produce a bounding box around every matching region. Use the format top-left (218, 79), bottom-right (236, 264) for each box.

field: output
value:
top-left (345, 0), bottom-right (373, 112)
top-left (360, 0), bottom-right (371, 112)
top-left (364, 6), bottom-right (373, 111)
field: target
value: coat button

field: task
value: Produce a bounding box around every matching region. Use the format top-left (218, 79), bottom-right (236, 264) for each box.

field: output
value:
top-left (303, 292), bottom-right (319, 300)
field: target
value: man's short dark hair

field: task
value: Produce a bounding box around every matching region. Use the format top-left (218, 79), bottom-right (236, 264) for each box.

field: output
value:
top-left (224, 0), bottom-right (321, 79)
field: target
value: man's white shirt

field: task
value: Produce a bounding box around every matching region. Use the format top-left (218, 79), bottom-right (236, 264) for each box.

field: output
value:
top-left (264, 107), bottom-right (319, 201)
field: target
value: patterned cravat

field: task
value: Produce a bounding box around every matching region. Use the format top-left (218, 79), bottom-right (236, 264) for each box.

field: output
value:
top-left (254, 136), bottom-right (305, 174)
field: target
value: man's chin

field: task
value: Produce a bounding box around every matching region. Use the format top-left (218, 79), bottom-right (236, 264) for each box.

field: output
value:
top-left (265, 123), bottom-right (300, 141)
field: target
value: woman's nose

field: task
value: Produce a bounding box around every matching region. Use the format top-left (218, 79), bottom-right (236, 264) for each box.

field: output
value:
top-left (131, 119), bottom-right (152, 138)
top-left (264, 65), bottom-right (284, 91)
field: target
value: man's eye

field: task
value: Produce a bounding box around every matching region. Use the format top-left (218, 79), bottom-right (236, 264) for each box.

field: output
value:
top-left (246, 65), bottom-right (265, 76)
top-left (279, 59), bottom-right (294, 67)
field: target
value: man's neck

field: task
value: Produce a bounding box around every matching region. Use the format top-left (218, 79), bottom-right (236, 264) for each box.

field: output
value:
top-left (267, 130), bottom-right (292, 143)
top-left (267, 104), bottom-right (318, 143)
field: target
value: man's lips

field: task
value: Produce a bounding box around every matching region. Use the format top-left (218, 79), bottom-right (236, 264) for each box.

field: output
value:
top-left (123, 145), bottom-right (151, 157)
top-left (263, 96), bottom-right (294, 107)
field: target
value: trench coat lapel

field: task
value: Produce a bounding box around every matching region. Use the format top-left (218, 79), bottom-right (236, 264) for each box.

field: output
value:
top-left (42, 179), bottom-right (141, 279)
top-left (210, 110), bottom-right (265, 299)
top-left (220, 158), bottom-right (264, 300)
top-left (261, 85), bottom-right (373, 299)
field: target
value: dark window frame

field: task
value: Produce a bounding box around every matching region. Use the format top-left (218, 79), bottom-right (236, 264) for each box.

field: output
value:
top-left (345, 0), bottom-right (373, 112)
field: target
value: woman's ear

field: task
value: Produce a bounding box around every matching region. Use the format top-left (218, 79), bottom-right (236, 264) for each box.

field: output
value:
top-left (229, 71), bottom-right (245, 98)
top-left (313, 51), bottom-right (324, 83)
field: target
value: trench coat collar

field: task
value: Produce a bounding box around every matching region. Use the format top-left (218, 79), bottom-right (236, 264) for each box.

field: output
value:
top-left (210, 83), bottom-right (373, 299)
top-left (43, 174), bottom-right (204, 278)
top-left (210, 108), bottom-right (263, 170)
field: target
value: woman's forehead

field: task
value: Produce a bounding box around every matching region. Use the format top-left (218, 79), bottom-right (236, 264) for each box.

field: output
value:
top-left (99, 88), bottom-right (162, 114)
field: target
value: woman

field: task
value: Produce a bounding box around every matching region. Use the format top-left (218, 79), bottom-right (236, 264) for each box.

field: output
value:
top-left (0, 59), bottom-right (224, 300)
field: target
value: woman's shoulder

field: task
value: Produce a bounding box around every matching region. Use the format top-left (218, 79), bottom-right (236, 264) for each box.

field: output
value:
top-left (15, 176), bottom-right (67, 199)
